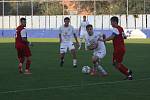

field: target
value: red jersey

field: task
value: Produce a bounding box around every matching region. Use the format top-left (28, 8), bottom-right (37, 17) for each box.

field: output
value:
top-left (112, 26), bottom-right (125, 52)
top-left (15, 25), bottom-right (27, 48)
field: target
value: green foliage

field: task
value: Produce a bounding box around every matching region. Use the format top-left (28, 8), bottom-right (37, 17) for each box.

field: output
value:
top-left (1, 0), bottom-right (150, 15)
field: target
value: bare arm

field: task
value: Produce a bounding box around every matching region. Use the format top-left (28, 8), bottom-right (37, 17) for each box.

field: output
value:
top-left (103, 34), bottom-right (115, 42)
top-left (73, 33), bottom-right (79, 44)
top-left (78, 26), bottom-right (81, 35)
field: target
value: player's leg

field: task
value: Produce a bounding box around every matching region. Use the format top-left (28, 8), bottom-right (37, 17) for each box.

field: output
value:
top-left (16, 48), bottom-right (25, 73)
top-left (114, 51), bottom-right (132, 80)
top-left (60, 53), bottom-right (65, 67)
top-left (70, 49), bottom-right (77, 68)
top-left (60, 43), bottom-right (67, 67)
top-left (24, 46), bottom-right (32, 74)
top-left (84, 32), bottom-right (88, 50)
top-left (90, 56), bottom-right (98, 75)
top-left (79, 33), bottom-right (84, 50)
top-left (69, 42), bottom-right (77, 67)
top-left (94, 52), bottom-right (108, 76)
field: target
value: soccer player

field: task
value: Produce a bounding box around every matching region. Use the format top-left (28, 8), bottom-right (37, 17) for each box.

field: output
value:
top-left (15, 17), bottom-right (32, 74)
top-left (78, 16), bottom-right (89, 50)
top-left (102, 16), bottom-right (132, 80)
top-left (59, 17), bottom-right (79, 68)
top-left (86, 24), bottom-right (108, 76)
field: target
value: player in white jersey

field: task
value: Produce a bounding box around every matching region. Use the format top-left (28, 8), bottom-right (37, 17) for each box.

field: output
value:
top-left (59, 17), bottom-right (79, 68)
top-left (78, 16), bottom-right (89, 50)
top-left (86, 24), bottom-right (108, 76)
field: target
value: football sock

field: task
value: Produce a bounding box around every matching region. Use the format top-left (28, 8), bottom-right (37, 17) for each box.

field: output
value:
top-left (116, 63), bottom-right (129, 76)
top-left (73, 59), bottom-right (77, 66)
top-left (26, 60), bottom-right (31, 70)
top-left (79, 38), bottom-right (83, 49)
top-left (85, 41), bottom-right (87, 50)
top-left (97, 65), bottom-right (107, 73)
top-left (18, 57), bottom-right (25, 64)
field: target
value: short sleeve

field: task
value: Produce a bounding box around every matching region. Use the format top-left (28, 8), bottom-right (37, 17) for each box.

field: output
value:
top-left (21, 29), bottom-right (27, 37)
top-left (112, 28), bottom-right (119, 36)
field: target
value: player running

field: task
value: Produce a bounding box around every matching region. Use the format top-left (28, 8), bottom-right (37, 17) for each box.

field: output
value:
top-left (78, 16), bottom-right (89, 50)
top-left (86, 24), bottom-right (108, 76)
top-left (59, 17), bottom-right (79, 68)
top-left (102, 16), bottom-right (133, 80)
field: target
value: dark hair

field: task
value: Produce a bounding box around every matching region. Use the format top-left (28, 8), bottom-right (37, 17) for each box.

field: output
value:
top-left (20, 17), bottom-right (26, 22)
top-left (86, 24), bottom-right (93, 29)
top-left (110, 16), bottom-right (118, 24)
top-left (83, 16), bottom-right (86, 18)
top-left (64, 17), bottom-right (70, 21)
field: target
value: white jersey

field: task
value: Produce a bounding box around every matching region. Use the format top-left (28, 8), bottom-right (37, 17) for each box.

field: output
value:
top-left (20, 29), bottom-right (27, 38)
top-left (59, 25), bottom-right (76, 42)
top-left (86, 33), bottom-right (106, 53)
top-left (80, 20), bottom-right (89, 32)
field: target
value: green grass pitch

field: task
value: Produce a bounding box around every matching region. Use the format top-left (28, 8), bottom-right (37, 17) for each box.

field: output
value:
top-left (0, 38), bottom-right (150, 100)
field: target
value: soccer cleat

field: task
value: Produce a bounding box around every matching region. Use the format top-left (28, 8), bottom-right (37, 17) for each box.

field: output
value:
top-left (123, 76), bottom-right (133, 80)
top-left (100, 71), bottom-right (108, 76)
top-left (24, 69), bottom-right (32, 75)
top-left (60, 61), bottom-right (64, 67)
top-left (124, 70), bottom-right (133, 80)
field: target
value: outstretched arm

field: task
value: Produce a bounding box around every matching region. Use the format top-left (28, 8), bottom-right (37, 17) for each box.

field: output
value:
top-left (103, 34), bottom-right (115, 42)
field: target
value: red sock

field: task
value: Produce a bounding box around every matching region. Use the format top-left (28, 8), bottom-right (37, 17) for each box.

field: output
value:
top-left (116, 63), bottom-right (129, 76)
top-left (26, 60), bottom-right (31, 70)
top-left (18, 57), bottom-right (25, 64)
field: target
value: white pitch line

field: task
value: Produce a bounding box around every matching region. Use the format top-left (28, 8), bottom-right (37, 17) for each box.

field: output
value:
top-left (0, 77), bottom-right (150, 94)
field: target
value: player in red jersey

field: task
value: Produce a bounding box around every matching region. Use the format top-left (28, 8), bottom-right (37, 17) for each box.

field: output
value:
top-left (15, 17), bottom-right (32, 74)
top-left (102, 16), bottom-right (132, 80)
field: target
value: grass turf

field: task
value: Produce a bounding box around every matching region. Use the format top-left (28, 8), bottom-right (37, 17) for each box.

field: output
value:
top-left (0, 38), bottom-right (150, 100)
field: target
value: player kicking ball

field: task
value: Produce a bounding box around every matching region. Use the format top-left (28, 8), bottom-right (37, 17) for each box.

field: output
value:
top-left (86, 24), bottom-right (108, 76)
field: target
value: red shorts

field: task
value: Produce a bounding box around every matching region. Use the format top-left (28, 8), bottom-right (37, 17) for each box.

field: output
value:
top-left (16, 46), bottom-right (31, 58)
top-left (113, 50), bottom-right (125, 63)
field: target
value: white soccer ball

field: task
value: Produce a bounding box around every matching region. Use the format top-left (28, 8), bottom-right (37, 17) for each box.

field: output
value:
top-left (82, 66), bottom-right (91, 74)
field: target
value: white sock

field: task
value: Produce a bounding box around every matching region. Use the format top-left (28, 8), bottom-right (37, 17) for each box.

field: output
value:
top-left (73, 59), bottom-right (77, 66)
top-left (97, 65), bottom-right (107, 73)
top-left (79, 38), bottom-right (83, 47)
top-left (85, 42), bottom-right (87, 50)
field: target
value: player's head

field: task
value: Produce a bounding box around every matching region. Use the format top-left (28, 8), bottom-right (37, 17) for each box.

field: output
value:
top-left (20, 17), bottom-right (26, 27)
top-left (86, 24), bottom-right (93, 36)
top-left (83, 16), bottom-right (86, 21)
top-left (110, 16), bottom-right (119, 28)
top-left (64, 17), bottom-right (70, 26)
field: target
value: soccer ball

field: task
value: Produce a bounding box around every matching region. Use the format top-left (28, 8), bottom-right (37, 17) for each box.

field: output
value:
top-left (82, 66), bottom-right (91, 74)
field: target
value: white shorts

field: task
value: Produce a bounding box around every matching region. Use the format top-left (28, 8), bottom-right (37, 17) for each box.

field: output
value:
top-left (60, 42), bottom-right (75, 53)
top-left (93, 50), bottom-right (106, 59)
top-left (80, 31), bottom-right (88, 39)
